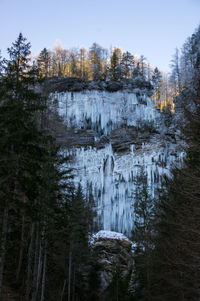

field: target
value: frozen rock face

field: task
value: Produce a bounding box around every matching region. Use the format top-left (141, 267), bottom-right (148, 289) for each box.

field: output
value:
top-left (51, 90), bottom-right (183, 236)
top-left (54, 90), bottom-right (160, 137)
top-left (65, 139), bottom-right (183, 236)
top-left (90, 230), bottom-right (133, 294)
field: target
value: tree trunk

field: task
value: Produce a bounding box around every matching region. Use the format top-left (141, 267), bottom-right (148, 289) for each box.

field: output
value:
top-left (25, 222), bottom-right (35, 301)
top-left (61, 279), bottom-right (67, 301)
top-left (0, 207), bottom-right (8, 296)
top-left (72, 268), bottom-right (76, 301)
top-left (68, 246), bottom-right (72, 301)
top-left (31, 223), bottom-right (41, 301)
top-left (16, 214), bottom-right (25, 281)
top-left (36, 240), bottom-right (43, 296)
top-left (41, 242), bottom-right (47, 301)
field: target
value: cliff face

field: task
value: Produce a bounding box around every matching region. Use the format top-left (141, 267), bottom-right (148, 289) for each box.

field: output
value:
top-left (51, 90), bottom-right (184, 236)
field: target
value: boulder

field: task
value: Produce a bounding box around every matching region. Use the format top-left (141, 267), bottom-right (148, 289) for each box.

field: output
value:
top-left (90, 230), bottom-right (133, 294)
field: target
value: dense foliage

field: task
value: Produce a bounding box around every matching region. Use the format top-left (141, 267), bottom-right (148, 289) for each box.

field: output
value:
top-left (1, 24), bottom-right (200, 300)
top-left (148, 25), bottom-right (200, 301)
top-left (0, 34), bottom-right (94, 301)
top-left (131, 25), bottom-right (200, 301)
top-left (36, 43), bottom-right (152, 83)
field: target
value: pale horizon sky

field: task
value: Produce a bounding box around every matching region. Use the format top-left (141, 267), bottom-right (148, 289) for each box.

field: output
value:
top-left (0, 0), bottom-right (200, 72)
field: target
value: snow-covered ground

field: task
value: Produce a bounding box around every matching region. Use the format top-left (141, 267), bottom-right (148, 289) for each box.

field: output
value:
top-left (51, 90), bottom-right (183, 237)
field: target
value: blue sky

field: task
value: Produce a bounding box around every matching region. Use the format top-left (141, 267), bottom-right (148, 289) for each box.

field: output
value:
top-left (0, 0), bottom-right (199, 71)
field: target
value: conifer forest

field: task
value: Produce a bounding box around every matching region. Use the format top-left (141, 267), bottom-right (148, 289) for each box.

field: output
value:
top-left (0, 2), bottom-right (200, 300)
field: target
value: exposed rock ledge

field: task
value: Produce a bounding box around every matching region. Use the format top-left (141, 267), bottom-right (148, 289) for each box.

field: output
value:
top-left (90, 230), bottom-right (133, 294)
top-left (56, 125), bottom-right (160, 153)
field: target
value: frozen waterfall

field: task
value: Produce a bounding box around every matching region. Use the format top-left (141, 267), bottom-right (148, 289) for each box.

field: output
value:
top-left (51, 90), bottom-right (183, 236)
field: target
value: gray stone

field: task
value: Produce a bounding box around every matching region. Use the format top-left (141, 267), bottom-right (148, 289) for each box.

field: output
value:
top-left (90, 231), bottom-right (133, 294)
top-left (58, 128), bottom-right (95, 148)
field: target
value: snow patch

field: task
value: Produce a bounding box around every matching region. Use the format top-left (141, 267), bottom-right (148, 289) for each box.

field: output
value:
top-left (91, 230), bottom-right (130, 243)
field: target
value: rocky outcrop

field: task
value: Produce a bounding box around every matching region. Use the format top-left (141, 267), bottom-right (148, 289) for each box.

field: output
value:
top-left (95, 135), bottom-right (110, 149)
top-left (43, 77), bottom-right (153, 94)
top-left (90, 231), bottom-right (133, 294)
top-left (110, 126), bottom-right (138, 152)
top-left (56, 128), bottom-right (95, 148)
top-left (110, 125), bottom-right (158, 153)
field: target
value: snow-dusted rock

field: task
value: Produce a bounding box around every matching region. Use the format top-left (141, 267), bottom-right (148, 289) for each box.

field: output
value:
top-left (91, 230), bottom-right (131, 242)
top-left (90, 231), bottom-right (133, 294)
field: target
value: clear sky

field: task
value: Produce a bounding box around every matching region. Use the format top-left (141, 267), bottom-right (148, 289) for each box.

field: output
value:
top-left (0, 0), bottom-right (200, 71)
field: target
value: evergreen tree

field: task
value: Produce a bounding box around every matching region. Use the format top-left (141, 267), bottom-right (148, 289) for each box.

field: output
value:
top-left (0, 32), bottom-right (45, 297)
top-left (58, 184), bottom-right (94, 301)
top-left (37, 47), bottom-right (51, 78)
top-left (131, 168), bottom-right (154, 300)
top-left (109, 48), bottom-right (122, 80)
top-left (150, 26), bottom-right (200, 301)
top-left (0, 33), bottom-right (71, 300)
top-left (0, 51), bottom-right (3, 76)
top-left (132, 61), bottom-right (142, 78)
top-left (170, 48), bottom-right (182, 97)
top-left (121, 51), bottom-right (135, 79)
top-left (152, 67), bottom-right (163, 103)
top-left (152, 67), bottom-right (162, 90)
top-left (88, 43), bottom-right (104, 80)
top-left (139, 55), bottom-right (147, 78)
top-left (107, 264), bottom-right (130, 301)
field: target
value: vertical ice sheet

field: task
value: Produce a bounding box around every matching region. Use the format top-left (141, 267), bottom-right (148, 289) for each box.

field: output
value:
top-left (64, 142), bottom-right (182, 237)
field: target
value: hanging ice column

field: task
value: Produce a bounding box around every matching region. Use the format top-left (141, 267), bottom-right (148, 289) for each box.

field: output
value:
top-left (65, 142), bottom-right (182, 236)
top-left (52, 90), bottom-right (183, 237)
top-left (54, 90), bottom-right (161, 137)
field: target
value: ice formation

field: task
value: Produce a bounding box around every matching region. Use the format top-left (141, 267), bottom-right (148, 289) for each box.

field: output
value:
top-left (54, 90), bottom-right (160, 137)
top-left (51, 90), bottom-right (183, 237)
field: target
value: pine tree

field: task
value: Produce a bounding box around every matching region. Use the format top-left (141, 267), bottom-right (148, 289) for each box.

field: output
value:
top-left (109, 48), bottom-right (122, 80)
top-left (0, 34), bottom-right (47, 297)
top-left (139, 55), bottom-right (147, 78)
top-left (0, 33), bottom-right (71, 300)
top-left (131, 168), bottom-right (154, 300)
top-left (37, 47), bottom-right (51, 78)
top-left (107, 264), bottom-right (130, 301)
top-left (121, 51), bottom-right (135, 79)
top-left (88, 43), bottom-right (104, 80)
top-left (152, 67), bottom-right (162, 90)
top-left (0, 51), bottom-right (3, 76)
top-left (150, 26), bottom-right (200, 301)
top-left (170, 48), bottom-right (181, 97)
top-left (152, 67), bottom-right (162, 102)
top-left (58, 184), bottom-right (94, 301)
